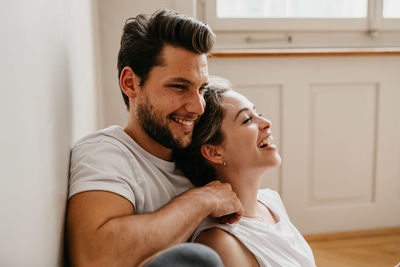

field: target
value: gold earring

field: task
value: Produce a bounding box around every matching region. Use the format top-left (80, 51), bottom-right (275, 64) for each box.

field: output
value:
top-left (222, 161), bottom-right (227, 166)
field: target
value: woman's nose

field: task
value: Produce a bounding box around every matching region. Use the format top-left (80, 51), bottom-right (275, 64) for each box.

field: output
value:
top-left (259, 117), bottom-right (271, 130)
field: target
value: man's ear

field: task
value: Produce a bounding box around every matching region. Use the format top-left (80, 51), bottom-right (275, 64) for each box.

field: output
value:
top-left (120, 66), bottom-right (140, 98)
top-left (201, 144), bottom-right (224, 165)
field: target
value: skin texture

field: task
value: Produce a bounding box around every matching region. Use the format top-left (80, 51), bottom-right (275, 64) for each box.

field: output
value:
top-left (66, 46), bottom-right (244, 267)
top-left (196, 91), bottom-right (282, 267)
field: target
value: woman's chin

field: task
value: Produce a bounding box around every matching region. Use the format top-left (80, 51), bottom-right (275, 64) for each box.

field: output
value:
top-left (265, 154), bottom-right (282, 168)
top-left (275, 154), bottom-right (282, 166)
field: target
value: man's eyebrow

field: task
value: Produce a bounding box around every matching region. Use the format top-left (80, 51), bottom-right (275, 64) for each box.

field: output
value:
top-left (166, 77), bottom-right (193, 85)
top-left (234, 106), bottom-right (256, 121)
top-left (166, 78), bottom-right (208, 87)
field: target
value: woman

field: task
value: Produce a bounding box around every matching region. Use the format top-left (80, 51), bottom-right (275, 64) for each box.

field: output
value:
top-left (174, 77), bottom-right (316, 267)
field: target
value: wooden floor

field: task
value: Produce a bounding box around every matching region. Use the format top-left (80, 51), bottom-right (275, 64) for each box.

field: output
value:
top-left (305, 227), bottom-right (400, 267)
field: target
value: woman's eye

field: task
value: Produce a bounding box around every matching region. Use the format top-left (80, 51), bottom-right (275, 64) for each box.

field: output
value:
top-left (258, 113), bottom-right (263, 117)
top-left (242, 117), bottom-right (253, 125)
top-left (199, 87), bottom-right (207, 95)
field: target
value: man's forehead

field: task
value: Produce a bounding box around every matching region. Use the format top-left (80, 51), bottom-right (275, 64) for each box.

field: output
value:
top-left (154, 46), bottom-right (209, 83)
top-left (160, 44), bottom-right (204, 60)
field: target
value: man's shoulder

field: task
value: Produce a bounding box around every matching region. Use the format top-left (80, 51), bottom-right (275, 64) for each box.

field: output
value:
top-left (70, 125), bottom-right (140, 165)
top-left (72, 125), bottom-right (138, 154)
top-left (68, 126), bottom-right (141, 206)
top-left (73, 125), bottom-right (125, 147)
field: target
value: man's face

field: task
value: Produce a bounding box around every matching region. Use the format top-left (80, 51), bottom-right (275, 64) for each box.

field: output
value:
top-left (135, 45), bottom-right (209, 149)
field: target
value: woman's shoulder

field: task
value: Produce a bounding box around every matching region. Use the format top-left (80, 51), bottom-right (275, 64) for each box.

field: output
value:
top-left (195, 228), bottom-right (259, 267)
top-left (191, 217), bottom-right (225, 241)
top-left (196, 227), bottom-right (233, 245)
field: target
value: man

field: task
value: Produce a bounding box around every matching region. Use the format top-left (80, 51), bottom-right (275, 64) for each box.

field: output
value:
top-left (66, 9), bottom-right (244, 267)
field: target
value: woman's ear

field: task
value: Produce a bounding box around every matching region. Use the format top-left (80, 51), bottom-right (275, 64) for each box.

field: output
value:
top-left (201, 144), bottom-right (224, 165)
top-left (120, 66), bottom-right (140, 98)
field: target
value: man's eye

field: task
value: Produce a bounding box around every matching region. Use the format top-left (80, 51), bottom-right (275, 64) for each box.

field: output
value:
top-left (170, 84), bottom-right (186, 89)
top-left (242, 117), bottom-right (253, 125)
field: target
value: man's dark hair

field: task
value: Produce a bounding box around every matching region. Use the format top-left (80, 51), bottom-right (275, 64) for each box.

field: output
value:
top-left (174, 77), bottom-right (231, 187)
top-left (117, 9), bottom-right (216, 109)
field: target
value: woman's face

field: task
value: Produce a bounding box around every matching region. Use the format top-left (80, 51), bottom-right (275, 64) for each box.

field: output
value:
top-left (218, 90), bottom-right (281, 172)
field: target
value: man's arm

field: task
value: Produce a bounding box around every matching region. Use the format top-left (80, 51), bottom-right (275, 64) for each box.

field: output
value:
top-left (66, 180), bottom-right (243, 267)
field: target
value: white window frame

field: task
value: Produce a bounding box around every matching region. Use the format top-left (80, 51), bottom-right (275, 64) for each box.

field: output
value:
top-left (200, 0), bottom-right (400, 49)
top-left (204, 0), bottom-right (400, 31)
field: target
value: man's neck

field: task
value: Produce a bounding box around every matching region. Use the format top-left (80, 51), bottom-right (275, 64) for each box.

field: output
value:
top-left (124, 122), bottom-right (173, 161)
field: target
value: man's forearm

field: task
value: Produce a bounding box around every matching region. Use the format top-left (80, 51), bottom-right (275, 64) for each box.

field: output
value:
top-left (98, 190), bottom-right (213, 265)
top-left (67, 181), bottom-right (242, 267)
top-left (68, 188), bottom-right (215, 267)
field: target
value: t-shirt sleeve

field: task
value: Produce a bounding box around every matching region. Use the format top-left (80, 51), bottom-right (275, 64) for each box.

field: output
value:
top-left (68, 140), bottom-right (139, 208)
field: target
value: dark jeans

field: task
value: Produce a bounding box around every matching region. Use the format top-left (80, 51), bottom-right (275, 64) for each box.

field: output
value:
top-left (144, 243), bottom-right (224, 267)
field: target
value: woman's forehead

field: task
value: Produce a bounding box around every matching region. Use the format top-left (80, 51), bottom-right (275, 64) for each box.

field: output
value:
top-left (222, 91), bottom-right (254, 111)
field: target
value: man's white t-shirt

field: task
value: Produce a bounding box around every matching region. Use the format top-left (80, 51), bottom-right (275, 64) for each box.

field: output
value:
top-left (68, 125), bottom-right (193, 213)
top-left (192, 189), bottom-right (316, 267)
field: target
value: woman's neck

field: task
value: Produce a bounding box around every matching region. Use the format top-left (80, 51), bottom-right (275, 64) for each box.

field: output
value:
top-left (217, 168), bottom-right (264, 217)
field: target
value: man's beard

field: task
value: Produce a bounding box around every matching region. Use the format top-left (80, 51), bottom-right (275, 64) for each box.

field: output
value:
top-left (137, 98), bottom-right (190, 149)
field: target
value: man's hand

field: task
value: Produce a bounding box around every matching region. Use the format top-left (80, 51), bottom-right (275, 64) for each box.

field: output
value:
top-left (191, 180), bottom-right (244, 224)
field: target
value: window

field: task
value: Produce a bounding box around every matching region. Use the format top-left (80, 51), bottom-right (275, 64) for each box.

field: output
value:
top-left (217, 0), bottom-right (368, 19)
top-left (383, 0), bottom-right (400, 18)
top-left (202, 0), bottom-right (400, 48)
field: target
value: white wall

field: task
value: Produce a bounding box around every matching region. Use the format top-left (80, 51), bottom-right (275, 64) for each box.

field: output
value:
top-left (70, 0), bottom-right (101, 143)
top-left (0, 0), bottom-right (98, 266)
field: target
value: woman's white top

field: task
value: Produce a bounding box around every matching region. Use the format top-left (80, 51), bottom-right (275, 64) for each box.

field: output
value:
top-left (191, 189), bottom-right (316, 267)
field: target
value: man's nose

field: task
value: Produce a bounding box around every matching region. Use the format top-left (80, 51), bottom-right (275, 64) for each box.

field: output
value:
top-left (185, 91), bottom-right (205, 115)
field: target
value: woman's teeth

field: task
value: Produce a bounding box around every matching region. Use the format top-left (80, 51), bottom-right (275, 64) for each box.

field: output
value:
top-left (258, 136), bottom-right (274, 148)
